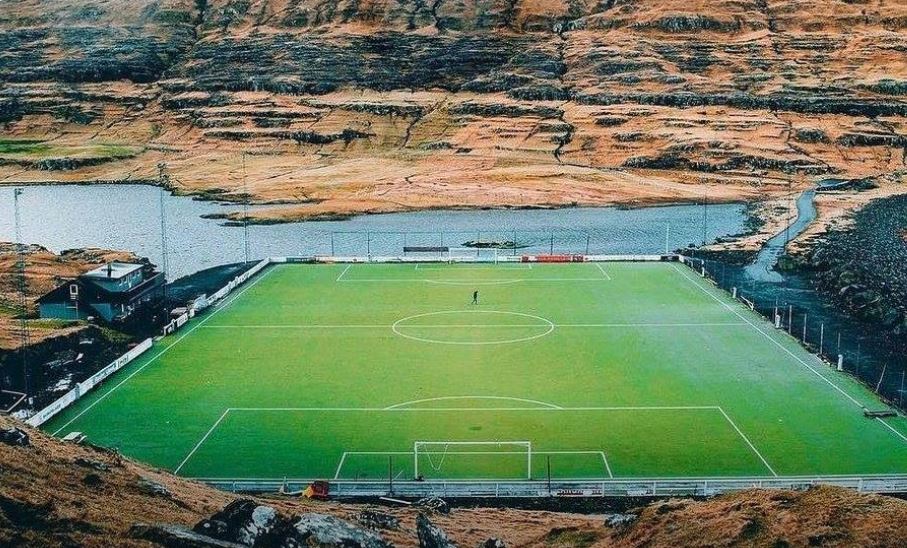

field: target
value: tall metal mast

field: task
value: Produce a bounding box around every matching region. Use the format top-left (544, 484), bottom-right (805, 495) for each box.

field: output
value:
top-left (242, 152), bottom-right (250, 264)
top-left (13, 188), bottom-right (31, 396)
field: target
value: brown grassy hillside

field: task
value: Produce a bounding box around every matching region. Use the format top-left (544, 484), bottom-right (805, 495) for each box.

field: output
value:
top-left (0, 0), bottom-right (904, 229)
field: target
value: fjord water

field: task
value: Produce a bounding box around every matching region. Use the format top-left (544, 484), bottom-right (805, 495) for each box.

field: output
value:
top-left (0, 184), bottom-right (747, 279)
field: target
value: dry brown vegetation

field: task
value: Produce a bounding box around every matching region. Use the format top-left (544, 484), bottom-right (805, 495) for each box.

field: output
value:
top-left (0, 0), bottom-right (905, 228)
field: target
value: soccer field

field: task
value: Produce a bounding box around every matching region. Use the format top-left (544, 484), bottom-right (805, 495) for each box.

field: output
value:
top-left (44, 261), bottom-right (907, 483)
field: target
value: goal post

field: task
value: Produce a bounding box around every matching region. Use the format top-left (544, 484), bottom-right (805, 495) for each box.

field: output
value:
top-left (444, 248), bottom-right (499, 263)
top-left (413, 441), bottom-right (532, 480)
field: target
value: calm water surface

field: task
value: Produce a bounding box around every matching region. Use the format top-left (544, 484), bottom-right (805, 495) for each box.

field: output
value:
top-left (0, 184), bottom-right (746, 279)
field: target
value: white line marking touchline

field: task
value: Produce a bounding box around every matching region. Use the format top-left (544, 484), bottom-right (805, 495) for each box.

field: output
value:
top-left (201, 322), bottom-right (749, 329)
top-left (52, 267), bottom-right (277, 436)
top-left (671, 264), bottom-right (907, 445)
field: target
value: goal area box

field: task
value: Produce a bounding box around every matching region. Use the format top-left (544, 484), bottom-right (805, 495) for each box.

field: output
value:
top-left (414, 441), bottom-right (532, 480)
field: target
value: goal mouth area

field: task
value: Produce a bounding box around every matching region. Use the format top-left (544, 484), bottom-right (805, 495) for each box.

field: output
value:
top-left (334, 445), bottom-right (611, 481)
top-left (415, 441), bottom-right (531, 480)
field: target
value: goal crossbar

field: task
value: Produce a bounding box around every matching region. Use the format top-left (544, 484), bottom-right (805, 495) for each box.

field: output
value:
top-left (444, 248), bottom-right (499, 263)
top-left (413, 441), bottom-right (532, 479)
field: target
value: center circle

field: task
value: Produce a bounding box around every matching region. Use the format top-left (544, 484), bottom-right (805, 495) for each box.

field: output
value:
top-left (392, 310), bottom-right (555, 345)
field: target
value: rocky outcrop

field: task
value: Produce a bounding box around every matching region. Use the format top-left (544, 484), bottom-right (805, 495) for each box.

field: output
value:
top-left (130, 523), bottom-right (245, 548)
top-left (0, 427), bottom-right (29, 446)
top-left (194, 500), bottom-right (277, 546)
top-left (416, 514), bottom-right (456, 548)
top-left (796, 194), bottom-right (907, 337)
top-left (0, 0), bottom-right (906, 223)
top-left (259, 513), bottom-right (391, 548)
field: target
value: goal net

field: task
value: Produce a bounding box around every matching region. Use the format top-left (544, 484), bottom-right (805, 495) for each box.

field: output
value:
top-left (413, 441), bottom-right (532, 480)
top-left (444, 248), bottom-right (499, 263)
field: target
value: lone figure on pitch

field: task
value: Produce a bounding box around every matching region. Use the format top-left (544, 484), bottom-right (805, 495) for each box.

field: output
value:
top-left (472, 290), bottom-right (479, 305)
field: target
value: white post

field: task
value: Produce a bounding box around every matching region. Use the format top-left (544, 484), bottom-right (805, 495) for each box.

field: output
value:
top-left (413, 442), bottom-right (419, 478)
top-left (527, 445), bottom-right (532, 480)
top-left (837, 355), bottom-right (844, 371)
top-left (732, 287), bottom-right (737, 298)
top-left (664, 224), bottom-right (670, 255)
top-left (775, 314), bottom-right (781, 329)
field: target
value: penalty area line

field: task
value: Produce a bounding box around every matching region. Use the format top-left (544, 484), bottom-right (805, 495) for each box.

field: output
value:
top-left (671, 264), bottom-right (907, 445)
top-left (175, 409), bottom-right (230, 475)
top-left (595, 263), bottom-right (612, 280)
top-left (717, 406), bottom-right (777, 477)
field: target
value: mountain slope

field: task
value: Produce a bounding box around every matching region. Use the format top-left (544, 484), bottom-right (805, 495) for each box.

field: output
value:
top-left (0, 0), bottom-right (905, 224)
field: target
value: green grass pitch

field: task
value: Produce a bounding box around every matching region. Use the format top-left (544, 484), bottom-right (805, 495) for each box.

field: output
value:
top-left (44, 262), bottom-right (907, 482)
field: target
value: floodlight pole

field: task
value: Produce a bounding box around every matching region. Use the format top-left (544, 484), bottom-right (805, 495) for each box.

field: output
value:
top-left (13, 188), bottom-right (30, 397)
top-left (899, 370), bottom-right (905, 408)
top-left (242, 151), bottom-right (250, 264)
top-left (664, 223), bottom-right (670, 255)
top-left (157, 164), bottom-right (170, 287)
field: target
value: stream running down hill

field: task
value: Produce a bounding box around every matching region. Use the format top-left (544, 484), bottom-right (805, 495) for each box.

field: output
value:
top-left (744, 189), bottom-right (817, 283)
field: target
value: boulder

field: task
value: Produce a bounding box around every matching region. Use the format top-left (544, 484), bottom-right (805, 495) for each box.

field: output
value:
top-left (258, 513), bottom-right (391, 548)
top-left (137, 477), bottom-right (172, 498)
top-left (129, 523), bottom-right (245, 547)
top-left (194, 499), bottom-right (278, 546)
top-left (480, 538), bottom-right (505, 548)
top-left (604, 513), bottom-right (637, 527)
top-left (357, 510), bottom-right (401, 530)
top-left (417, 513), bottom-right (456, 548)
top-left (414, 497), bottom-right (450, 515)
top-left (75, 457), bottom-right (109, 471)
top-left (0, 427), bottom-right (29, 446)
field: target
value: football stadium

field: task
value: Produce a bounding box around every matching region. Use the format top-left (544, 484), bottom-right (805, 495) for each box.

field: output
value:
top-left (41, 258), bottom-right (907, 495)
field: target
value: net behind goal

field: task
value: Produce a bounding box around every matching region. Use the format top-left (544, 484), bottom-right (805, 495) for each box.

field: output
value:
top-left (444, 248), bottom-right (499, 263)
top-left (413, 441), bottom-right (532, 480)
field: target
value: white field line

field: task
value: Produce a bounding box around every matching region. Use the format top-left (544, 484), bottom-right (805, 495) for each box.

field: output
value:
top-left (334, 452), bottom-right (348, 479)
top-left (717, 406), bottom-right (777, 477)
top-left (384, 395), bottom-right (563, 410)
top-left (201, 322), bottom-right (748, 329)
top-left (336, 264), bottom-right (351, 281)
top-left (595, 263), bottom-right (612, 280)
top-left (415, 264), bottom-right (532, 271)
top-left (671, 264), bottom-right (907, 445)
top-left (602, 451), bottom-right (614, 478)
top-left (51, 267), bottom-right (276, 437)
top-left (337, 278), bottom-right (609, 283)
top-left (227, 405), bottom-right (721, 412)
top-left (175, 409), bottom-right (230, 474)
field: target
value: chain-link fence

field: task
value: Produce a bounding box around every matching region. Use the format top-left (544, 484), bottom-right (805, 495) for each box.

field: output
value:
top-left (317, 227), bottom-right (679, 257)
top-left (686, 256), bottom-right (907, 412)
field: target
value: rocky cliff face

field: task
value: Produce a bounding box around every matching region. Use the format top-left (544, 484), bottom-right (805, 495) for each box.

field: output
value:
top-left (0, 0), bottom-right (905, 221)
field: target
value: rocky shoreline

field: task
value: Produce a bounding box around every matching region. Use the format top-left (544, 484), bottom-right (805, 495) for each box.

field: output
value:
top-left (791, 194), bottom-right (907, 340)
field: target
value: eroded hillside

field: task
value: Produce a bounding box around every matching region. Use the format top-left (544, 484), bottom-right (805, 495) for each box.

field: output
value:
top-left (0, 0), bottom-right (905, 223)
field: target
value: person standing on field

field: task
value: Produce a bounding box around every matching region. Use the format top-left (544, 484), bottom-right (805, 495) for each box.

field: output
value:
top-left (472, 290), bottom-right (479, 305)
